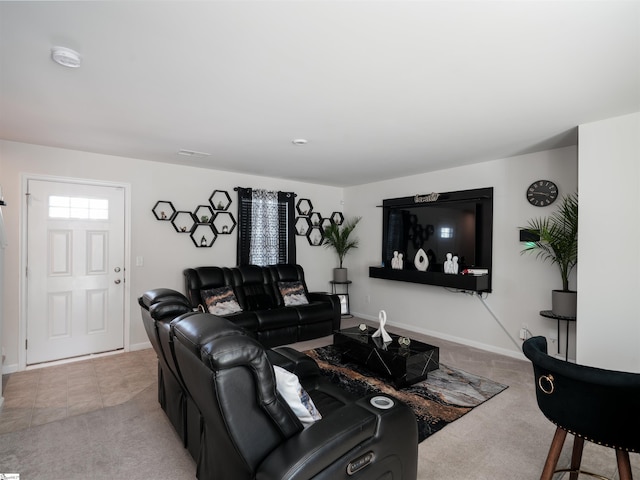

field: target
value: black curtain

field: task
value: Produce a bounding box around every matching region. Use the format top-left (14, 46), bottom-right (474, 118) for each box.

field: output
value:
top-left (235, 187), bottom-right (296, 266)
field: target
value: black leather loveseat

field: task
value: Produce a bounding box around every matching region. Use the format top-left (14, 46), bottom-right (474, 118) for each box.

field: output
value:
top-left (139, 289), bottom-right (418, 480)
top-left (183, 264), bottom-right (340, 347)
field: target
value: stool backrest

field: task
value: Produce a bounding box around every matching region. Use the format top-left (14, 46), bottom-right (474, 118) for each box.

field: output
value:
top-left (523, 336), bottom-right (640, 452)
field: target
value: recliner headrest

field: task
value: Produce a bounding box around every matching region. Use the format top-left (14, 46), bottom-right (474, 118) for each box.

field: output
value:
top-left (139, 288), bottom-right (191, 310)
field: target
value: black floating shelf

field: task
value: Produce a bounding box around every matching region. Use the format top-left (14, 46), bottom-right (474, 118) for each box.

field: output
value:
top-left (369, 266), bottom-right (490, 293)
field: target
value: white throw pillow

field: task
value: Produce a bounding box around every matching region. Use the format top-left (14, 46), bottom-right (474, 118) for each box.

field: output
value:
top-left (273, 365), bottom-right (322, 427)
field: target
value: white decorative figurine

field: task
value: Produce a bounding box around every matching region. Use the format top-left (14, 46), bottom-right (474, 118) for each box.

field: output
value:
top-left (452, 255), bottom-right (459, 274)
top-left (372, 310), bottom-right (392, 343)
top-left (414, 248), bottom-right (428, 271)
top-left (444, 252), bottom-right (453, 274)
top-left (391, 251), bottom-right (399, 269)
top-left (397, 252), bottom-right (404, 270)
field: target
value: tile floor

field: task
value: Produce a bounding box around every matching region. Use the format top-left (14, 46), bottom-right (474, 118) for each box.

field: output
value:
top-left (0, 348), bottom-right (156, 434)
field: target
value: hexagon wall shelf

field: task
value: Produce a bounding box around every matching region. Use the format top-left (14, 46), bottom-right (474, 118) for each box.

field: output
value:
top-left (213, 211), bottom-right (237, 235)
top-left (209, 190), bottom-right (232, 211)
top-left (152, 201), bottom-right (176, 221)
top-left (295, 216), bottom-right (311, 236)
top-left (172, 211), bottom-right (197, 233)
top-left (191, 224), bottom-right (217, 248)
top-left (296, 198), bottom-right (313, 216)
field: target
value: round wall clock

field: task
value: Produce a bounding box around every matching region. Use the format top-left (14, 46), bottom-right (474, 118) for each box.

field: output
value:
top-left (527, 180), bottom-right (558, 207)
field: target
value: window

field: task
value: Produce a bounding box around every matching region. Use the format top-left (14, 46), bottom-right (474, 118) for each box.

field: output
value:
top-left (236, 188), bottom-right (296, 266)
top-left (440, 226), bottom-right (453, 239)
top-left (49, 196), bottom-right (109, 220)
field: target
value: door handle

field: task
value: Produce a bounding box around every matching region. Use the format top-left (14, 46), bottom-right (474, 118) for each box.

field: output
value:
top-left (114, 279), bottom-right (121, 284)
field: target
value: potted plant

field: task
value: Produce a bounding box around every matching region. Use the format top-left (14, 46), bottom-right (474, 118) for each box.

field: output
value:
top-left (521, 193), bottom-right (578, 317)
top-left (322, 216), bottom-right (361, 283)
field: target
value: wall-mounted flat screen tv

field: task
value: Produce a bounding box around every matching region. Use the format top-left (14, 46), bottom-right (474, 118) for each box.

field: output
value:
top-left (379, 187), bottom-right (493, 289)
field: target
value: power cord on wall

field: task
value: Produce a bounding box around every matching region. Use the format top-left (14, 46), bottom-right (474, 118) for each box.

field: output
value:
top-left (476, 293), bottom-right (523, 350)
top-left (445, 288), bottom-right (525, 350)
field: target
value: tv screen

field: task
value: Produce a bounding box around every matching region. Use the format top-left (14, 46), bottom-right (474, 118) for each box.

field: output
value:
top-left (381, 187), bottom-right (493, 275)
top-left (385, 204), bottom-right (477, 272)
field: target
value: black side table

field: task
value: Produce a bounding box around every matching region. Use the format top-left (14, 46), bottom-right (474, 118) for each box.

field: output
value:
top-left (539, 310), bottom-right (576, 361)
top-left (330, 280), bottom-right (352, 317)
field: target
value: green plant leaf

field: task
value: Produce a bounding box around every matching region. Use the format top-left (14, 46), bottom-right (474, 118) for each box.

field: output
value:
top-left (321, 216), bottom-right (361, 268)
top-left (520, 193), bottom-right (578, 292)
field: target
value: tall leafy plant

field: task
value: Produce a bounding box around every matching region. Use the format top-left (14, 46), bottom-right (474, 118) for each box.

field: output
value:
top-left (322, 216), bottom-right (361, 268)
top-left (521, 193), bottom-right (578, 292)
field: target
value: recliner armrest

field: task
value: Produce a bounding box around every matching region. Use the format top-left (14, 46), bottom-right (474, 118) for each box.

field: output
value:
top-left (307, 291), bottom-right (337, 304)
top-left (270, 346), bottom-right (321, 378)
top-left (256, 396), bottom-right (417, 480)
top-left (307, 292), bottom-right (341, 330)
top-left (256, 402), bottom-right (376, 480)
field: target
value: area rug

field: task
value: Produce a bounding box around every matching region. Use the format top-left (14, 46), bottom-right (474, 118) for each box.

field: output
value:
top-left (304, 345), bottom-right (508, 443)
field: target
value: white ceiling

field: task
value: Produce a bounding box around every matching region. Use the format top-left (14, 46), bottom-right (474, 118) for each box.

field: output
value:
top-left (1, 1), bottom-right (639, 187)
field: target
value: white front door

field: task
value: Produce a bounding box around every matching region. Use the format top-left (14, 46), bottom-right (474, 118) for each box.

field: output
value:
top-left (26, 179), bottom-right (126, 365)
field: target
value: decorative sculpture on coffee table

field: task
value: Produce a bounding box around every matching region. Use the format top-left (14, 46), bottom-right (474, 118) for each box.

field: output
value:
top-left (372, 310), bottom-right (392, 344)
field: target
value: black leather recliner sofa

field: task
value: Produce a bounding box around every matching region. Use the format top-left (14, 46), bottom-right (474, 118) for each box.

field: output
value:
top-left (183, 264), bottom-right (341, 347)
top-left (139, 288), bottom-right (418, 480)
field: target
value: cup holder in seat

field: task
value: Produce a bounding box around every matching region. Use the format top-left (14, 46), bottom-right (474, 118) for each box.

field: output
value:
top-left (370, 396), bottom-right (394, 409)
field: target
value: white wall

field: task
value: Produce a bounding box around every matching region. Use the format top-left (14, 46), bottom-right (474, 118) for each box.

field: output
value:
top-left (344, 146), bottom-right (578, 358)
top-left (0, 139), bottom-right (582, 370)
top-left (0, 140), bottom-right (343, 372)
top-left (577, 112), bottom-right (640, 372)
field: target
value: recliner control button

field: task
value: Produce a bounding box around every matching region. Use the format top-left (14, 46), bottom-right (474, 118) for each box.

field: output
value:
top-left (347, 451), bottom-right (375, 475)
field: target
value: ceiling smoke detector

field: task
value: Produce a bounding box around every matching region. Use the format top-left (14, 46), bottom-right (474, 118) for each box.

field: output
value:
top-left (51, 46), bottom-right (82, 68)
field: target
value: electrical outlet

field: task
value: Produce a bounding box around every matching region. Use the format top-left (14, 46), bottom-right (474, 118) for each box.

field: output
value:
top-left (548, 330), bottom-right (558, 343)
top-left (519, 324), bottom-right (528, 340)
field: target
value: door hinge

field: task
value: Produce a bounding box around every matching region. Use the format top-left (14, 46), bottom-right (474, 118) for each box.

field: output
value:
top-left (25, 339), bottom-right (28, 350)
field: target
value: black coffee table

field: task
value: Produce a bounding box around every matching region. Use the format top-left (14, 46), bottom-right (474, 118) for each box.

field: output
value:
top-left (333, 326), bottom-right (439, 388)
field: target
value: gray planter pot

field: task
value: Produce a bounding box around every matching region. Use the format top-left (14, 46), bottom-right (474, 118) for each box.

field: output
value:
top-left (333, 268), bottom-right (348, 283)
top-left (551, 290), bottom-right (577, 318)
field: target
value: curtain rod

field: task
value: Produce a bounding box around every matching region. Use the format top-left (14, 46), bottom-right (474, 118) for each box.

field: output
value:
top-left (234, 187), bottom-right (297, 197)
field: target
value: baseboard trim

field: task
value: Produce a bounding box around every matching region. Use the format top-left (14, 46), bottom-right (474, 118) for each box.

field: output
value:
top-left (2, 363), bottom-right (19, 375)
top-left (130, 341), bottom-right (152, 352)
top-left (2, 342), bottom-right (153, 374)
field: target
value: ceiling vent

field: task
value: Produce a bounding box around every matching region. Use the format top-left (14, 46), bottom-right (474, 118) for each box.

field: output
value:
top-left (178, 149), bottom-right (211, 157)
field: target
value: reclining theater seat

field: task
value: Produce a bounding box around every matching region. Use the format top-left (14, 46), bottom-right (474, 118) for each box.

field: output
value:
top-left (183, 264), bottom-right (340, 347)
top-left (183, 266), bottom-right (261, 334)
top-left (170, 312), bottom-right (419, 480)
top-left (138, 289), bottom-right (202, 459)
top-left (268, 263), bottom-right (341, 338)
top-left (229, 264), bottom-right (301, 346)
